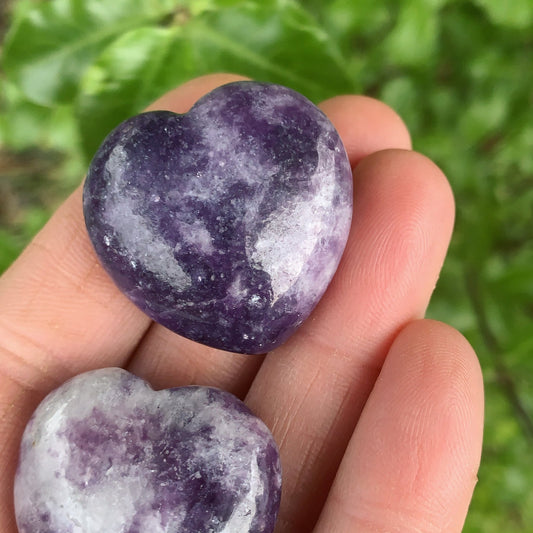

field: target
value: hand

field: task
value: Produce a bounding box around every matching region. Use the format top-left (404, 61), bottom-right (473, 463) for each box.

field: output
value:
top-left (0, 74), bottom-right (484, 533)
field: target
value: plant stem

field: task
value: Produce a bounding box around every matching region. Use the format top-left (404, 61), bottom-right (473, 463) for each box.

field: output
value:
top-left (465, 266), bottom-right (533, 440)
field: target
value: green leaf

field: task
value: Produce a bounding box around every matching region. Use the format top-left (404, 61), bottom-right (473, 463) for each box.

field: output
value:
top-left (0, 230), bottom-right (22, 274)
top-left (305, 0), bottom-right (393, 45)
top-left (383, 0), bottom-right (440, 67)
top-left (191, 1), bottom-right (353, 99)
top-left (379, 76), bottom-right (421, 132)
top-left (76, 0), bottom-right (355, 159)
top-left (2, 0), bottom-right (184, 106)
top-left (76, 26), bottom-right (192, 158)
top-left (458, 90), bottom-right (509, 144)
top-left (0, 80), bottom-right (81, 153)
top-left (474, 0), bottom-right (533, 29)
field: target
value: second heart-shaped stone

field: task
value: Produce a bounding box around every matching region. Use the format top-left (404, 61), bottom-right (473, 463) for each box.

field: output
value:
top-left (14, 368), bottom-right (282, 533)
top-left (83, 82), bottom-right (353, 354)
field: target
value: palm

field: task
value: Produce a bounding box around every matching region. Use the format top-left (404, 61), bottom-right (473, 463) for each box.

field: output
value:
top-left (0, 74), bottom-right (483, 533)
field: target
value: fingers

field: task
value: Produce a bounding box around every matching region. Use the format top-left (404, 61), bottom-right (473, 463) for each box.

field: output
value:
top-left (127, 326), bottom-right (264, 399)
top-left (314, 319), bottom-right (484, 533)
top-left (319, 95), bottom-right (412, 167)
top-left (0, 75), bottom-right (423, 533)
top-left (246, 149), bottom-right (455, 531)
top-left (144, 72), bottom-right (249, 113)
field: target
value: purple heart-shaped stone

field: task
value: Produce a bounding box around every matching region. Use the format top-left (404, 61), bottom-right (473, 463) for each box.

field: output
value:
top-left (83, 81), bottom-right (353, 354)
top-left (14, 368), bottom-right (282, 533)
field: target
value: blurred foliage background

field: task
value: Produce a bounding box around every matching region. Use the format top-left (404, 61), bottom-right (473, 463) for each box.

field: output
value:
top-left (1, 0), bottom-right (532, 530)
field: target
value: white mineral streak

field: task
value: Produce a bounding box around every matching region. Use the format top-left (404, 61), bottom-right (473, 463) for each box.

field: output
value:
top-left (136, 512), bottom-right (173, 532)
top-left (69, 475), bottom-right (156, 533)
top-left (174, 219), bottom-right (215, 255)
top-left (195, 100), bottom-right (281, 189)
top-left (104, 144), bottom-right (190, 289)
top-left (220, 458), bottom-right (261, 533)
top-left (227, 272), bottom-right (248, 299)
top-left (249, 134), bottom-right (340, 303)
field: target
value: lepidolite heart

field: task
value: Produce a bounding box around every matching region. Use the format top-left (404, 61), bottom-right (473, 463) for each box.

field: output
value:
top-left (83, 81), bottom-right (353, 354)
top-left (14, 368), bottom-right (281, 533)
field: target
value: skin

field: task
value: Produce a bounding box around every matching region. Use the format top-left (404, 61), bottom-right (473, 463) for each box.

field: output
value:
top-left (0, 73), bottom-right (484, 533)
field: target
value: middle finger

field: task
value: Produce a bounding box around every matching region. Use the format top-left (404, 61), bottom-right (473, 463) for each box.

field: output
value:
top-left (246, 148), bottom-right (455, 532)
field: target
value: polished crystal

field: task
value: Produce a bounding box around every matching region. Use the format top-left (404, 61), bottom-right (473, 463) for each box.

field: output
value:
top-left (83, 82), bottom-right (352, 353)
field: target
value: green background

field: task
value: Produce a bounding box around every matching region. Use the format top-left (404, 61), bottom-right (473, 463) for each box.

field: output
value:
top-left (1, 0), bottom-right (532, 530)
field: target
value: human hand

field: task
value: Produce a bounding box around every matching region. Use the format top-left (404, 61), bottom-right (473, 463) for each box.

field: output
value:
top-left (0, 74), bottom-right (484, 533)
